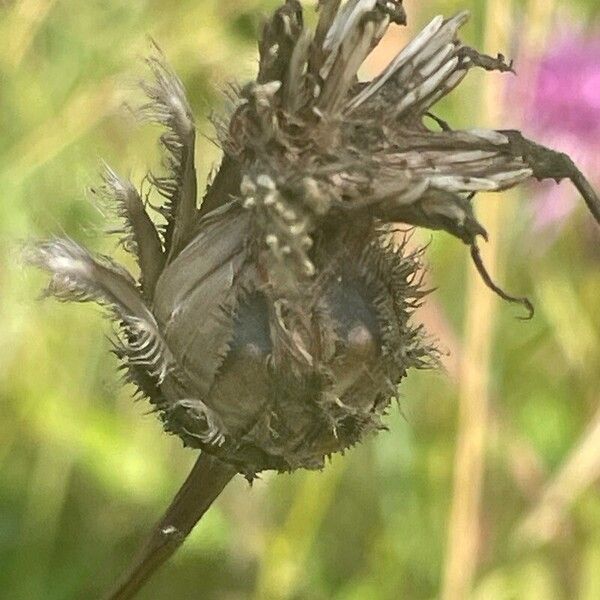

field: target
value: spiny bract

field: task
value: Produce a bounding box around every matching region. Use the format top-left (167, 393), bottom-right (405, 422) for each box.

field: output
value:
top-left (28, 0), bottom-right (600, 478)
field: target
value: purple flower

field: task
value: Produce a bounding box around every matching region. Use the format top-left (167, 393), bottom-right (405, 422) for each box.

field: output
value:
top-left (532, 34), bottom-right (600, 141)
top-left (519, 28), bottom-right (600, 230)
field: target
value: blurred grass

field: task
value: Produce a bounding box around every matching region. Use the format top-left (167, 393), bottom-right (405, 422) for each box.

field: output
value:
top-left (0, 1), bottom-right (599, 599)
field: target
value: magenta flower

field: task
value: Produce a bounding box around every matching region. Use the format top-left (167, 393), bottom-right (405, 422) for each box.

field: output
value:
top-left (521, 29), bottom-right (600, 229)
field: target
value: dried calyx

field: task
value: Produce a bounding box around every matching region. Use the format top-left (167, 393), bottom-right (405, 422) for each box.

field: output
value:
top-left (27, 0), bottom-right (600, 479)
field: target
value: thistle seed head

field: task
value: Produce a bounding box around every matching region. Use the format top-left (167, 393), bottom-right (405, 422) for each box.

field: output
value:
top-left (28, 0), bottom-right (600, 478)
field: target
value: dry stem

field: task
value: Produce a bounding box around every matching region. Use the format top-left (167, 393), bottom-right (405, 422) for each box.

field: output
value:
top-left (441, 2), bottom-right (513, 598)
top-left (104, 453), bottom-right (236, 600)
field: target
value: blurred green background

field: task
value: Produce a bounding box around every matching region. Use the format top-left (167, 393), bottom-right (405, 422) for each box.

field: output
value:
top-left (1, 1), bottom-right (599, 598)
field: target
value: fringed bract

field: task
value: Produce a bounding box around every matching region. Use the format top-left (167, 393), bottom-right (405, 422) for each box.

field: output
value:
top-left (140, 46), bottom-right (198, 262)
top-left (25, 239), bottom-right (172, 383)
top-left (93, 164), bottom-right (165, 300)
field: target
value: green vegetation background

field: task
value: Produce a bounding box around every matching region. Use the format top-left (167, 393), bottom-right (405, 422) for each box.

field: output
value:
top-left (1, 1), bottom-right (599, 598)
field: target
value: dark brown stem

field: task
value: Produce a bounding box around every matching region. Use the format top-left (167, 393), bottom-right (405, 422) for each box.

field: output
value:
top-left (470, 243), bottom-right (534, 320)
top-left (501, 130), bottom-right (600, 227)
top-left (104, 453), bottom-right (237, 600)
top-left (571, 169), bottom-right (600, 225)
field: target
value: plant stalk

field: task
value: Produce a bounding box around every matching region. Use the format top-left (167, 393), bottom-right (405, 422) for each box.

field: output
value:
top-left (104, 452), bottom-right (237, 600)
top-left (441, 1), bottom-right (513, 598)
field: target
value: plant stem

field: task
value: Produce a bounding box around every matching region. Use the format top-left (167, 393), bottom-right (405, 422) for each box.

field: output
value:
top-left (515, 396), bottom-right (600, 548)
top-left (441, 1), bottom-right (513, 598)
top-left (104, 452), bottom-right (237, 600)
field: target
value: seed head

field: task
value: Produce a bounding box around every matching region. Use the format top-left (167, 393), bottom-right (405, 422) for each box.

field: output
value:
top-left (27, 0), bottom-right (600, 479)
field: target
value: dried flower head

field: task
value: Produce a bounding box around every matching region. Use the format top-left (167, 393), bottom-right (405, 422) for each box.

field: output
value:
top-left (25, 1), bottom-right (600, 597)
